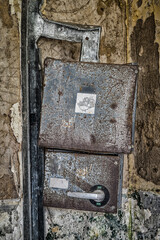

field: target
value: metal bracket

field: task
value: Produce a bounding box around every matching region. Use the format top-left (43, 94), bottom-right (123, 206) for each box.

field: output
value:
top-left (34, 14), bottom-right (101, 62)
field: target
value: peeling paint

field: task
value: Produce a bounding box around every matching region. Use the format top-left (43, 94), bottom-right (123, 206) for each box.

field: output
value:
top-left (9, 0), bottom-right (21, 23)
top-left (0, 0), bottom-right (13, 28)
top-left (125, 0), bottom-right (156, 63)
top-left (0, 0), bottom-right (21, 199)
top-left (10, 102), bottom-right (22, 144)
top-left (40, 0), bottom-right (47, 15)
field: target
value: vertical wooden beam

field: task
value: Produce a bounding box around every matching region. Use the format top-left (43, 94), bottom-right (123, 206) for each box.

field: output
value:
top-left (21, 0), bottom-right (44, 239)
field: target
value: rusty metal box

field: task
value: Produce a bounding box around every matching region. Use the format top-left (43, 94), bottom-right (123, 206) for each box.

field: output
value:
top-left (44, 151), bottom-right (123, 213)
top-left (39, 59), bottom-right (138, 153)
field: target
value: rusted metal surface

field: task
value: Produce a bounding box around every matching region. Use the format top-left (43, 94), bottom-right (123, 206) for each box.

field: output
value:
top-left (39, 59), bottom-right (138, 153)
top-left (44, 151), bottom-right (121, 213)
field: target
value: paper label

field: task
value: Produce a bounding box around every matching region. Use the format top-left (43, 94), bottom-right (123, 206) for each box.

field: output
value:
top-left (75, 93), bottom-right (96, 114)
top-left (50, 178), bottom-right (69, 189)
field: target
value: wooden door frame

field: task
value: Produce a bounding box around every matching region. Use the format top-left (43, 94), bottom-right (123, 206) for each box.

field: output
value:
top-left (21, 1), bottom-right (44, 239)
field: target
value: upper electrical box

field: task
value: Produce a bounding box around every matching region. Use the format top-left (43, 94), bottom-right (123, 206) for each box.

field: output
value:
top-left (39, 58), bottom-right (138, 153)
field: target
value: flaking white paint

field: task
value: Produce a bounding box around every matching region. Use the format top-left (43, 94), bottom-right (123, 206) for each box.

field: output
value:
top-left (10, 102), bottom-right (22, 144)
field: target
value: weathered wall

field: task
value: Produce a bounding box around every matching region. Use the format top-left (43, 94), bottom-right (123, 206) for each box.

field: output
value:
top-left (39, 0), bottom-right (160, 239)
top-left (0, 0), bottom-right (21, 200)
top-left (0, 0), bottom-right (160, 239)
top-left (0, 200), bottom-right (22, 240)
top-left (0, 0), bottom-right (22, 239)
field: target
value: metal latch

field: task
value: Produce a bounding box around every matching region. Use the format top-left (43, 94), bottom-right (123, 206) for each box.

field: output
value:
top-left (67, 185), bottom-right (110, 207)
top-left (67, 190), bottom-right (105, 202)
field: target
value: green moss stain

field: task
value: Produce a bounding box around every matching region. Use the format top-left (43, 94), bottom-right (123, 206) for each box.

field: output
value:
top-left (87, 213), bottom-right (128, 239)
top-left (130, 190), bottom-right (142, 209)
top-left (45, 191), bottom-right (160, 239)
top-left (46, 228), bottom-right (55, 240)
top-left (128, 201), bottom-right (133, 240)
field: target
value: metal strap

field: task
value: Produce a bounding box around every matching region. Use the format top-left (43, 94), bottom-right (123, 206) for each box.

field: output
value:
top-left (34, 14), bottom-right (101, 62)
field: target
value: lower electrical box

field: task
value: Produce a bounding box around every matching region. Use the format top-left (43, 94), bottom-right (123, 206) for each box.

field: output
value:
top-left (44, 151), bottom-right (123, 213)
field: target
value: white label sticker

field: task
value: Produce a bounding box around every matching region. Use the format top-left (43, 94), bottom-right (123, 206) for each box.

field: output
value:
top-left (75, 93), bottom-right (96, 114)
top-left (50, 178), bottom-right (69, 189)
